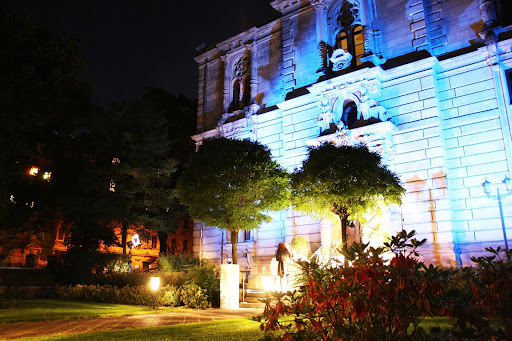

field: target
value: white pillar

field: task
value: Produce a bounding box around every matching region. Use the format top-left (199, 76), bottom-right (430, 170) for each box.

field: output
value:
top-left (220, 264), bottom-right (239, 309)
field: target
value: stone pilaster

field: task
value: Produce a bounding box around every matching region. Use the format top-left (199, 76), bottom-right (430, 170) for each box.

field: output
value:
top-left (220, 55), bottom-right (230, 113)
top-left (248, 43), bottom-right (258, 103)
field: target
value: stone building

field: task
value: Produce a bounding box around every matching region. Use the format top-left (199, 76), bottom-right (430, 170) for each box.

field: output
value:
top-left (191, 0), bottom-right (512, 278)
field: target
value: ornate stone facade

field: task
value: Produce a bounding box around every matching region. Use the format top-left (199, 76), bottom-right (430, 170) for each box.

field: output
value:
top-left (193, 0), bottom-right (512, 283)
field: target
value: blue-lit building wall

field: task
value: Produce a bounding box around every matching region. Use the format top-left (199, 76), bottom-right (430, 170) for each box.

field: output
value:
top-left (192, 0), bottom-right (512, 272)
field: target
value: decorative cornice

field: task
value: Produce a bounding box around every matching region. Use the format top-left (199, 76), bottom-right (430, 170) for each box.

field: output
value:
top-left (310, 0), bottom-right (329, 10)
top-left (271, 0), bottom-right (302, 15)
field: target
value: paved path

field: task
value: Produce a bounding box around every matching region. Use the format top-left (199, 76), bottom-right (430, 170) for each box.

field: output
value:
top-left (0, 307), bottom-right (263, 340)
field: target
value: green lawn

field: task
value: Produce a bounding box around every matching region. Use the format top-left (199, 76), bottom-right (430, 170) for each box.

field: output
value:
top-left (14, 316), bottom-right (457, 341)
top-left (19, 319), bottom-right (266, 341)
top-left (0, 299), bottom-right (460, 341)
top-left (0, 299), bottom-right (177, 323)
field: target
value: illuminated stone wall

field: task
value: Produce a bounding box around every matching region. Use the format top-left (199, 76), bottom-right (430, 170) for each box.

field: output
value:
top-left (192, 0), bottom-right (512, 270)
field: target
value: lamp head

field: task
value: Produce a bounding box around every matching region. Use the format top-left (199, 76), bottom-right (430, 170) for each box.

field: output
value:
top-left (503, 176), bottom-right (512, 192)
top-left (482, 178), bottom-right (491, 198)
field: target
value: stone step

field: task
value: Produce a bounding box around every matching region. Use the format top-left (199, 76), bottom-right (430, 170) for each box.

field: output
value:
top-left (242, 296), bottom-right (267, 304)
top-left (239, 301), bottom-right (266, 309)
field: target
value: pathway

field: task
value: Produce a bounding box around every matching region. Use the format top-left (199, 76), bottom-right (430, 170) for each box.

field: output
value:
top-left (0, 307), bottom-right (263, 340)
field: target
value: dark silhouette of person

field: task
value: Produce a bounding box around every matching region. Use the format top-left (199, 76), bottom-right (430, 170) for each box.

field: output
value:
top-left (276, 242), bottom-right (290, 291)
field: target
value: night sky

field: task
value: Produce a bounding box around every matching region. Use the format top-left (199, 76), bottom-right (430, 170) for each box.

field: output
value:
top-left (6, 0), bottom-right (280, 106)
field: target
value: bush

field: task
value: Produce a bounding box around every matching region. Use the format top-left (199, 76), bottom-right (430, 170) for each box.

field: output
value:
top-left (158, 254), bottom-right (199, 272)
top-left (261, 230), bottom-right (448, 340)
top-left (180, 284), bottom-right (210, 309)
top-left (0, 299), bottom-right (16, 309)
top-left (159, 285), bottom-right (180, 307)
top-left (158, 255), bottom-right (219, 307)
top-left (186, 261), bottom-right (220, 307)
top-left (290, 235), bottom-right (310, 259)
top-left (55, 284), bottom-right (158, 308)
top-left (444, 247), bottom-right (512, 339)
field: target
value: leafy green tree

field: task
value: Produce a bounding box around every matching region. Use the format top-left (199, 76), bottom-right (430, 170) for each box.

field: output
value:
top-left (176, 137), bottom-right (290, 264)
top-left (94, 99), bottom-right (182, 254)
top-left (292, 143), bottom-right (404, 254)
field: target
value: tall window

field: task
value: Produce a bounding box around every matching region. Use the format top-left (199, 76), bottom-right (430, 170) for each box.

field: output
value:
top-left (336, 25), bottom-right (364, 67)
top-left (225, 230), bottom-right (251, 243)
top-left (506, 69), bottom-right (512, 104)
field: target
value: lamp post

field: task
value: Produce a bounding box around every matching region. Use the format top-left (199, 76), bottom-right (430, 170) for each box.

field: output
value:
top-left (482, 176), bottom-right (511, 259)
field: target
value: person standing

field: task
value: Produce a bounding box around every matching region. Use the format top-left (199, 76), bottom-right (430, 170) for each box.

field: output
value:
top-left (276, 242), bottom-right (290, 292)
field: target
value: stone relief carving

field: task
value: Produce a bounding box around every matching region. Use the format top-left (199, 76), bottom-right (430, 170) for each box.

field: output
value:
top-left (330, 48), bottom-right (353, 71)
top-left (359, 81), bottom-right (388, 121)
top-left (233, 54), bottom-right (250, 78)
top-left (316, 95), bottom-right (334, 132)
top-left (306, 121), bottom-right (397, 164)
top-left (479, 0), bottom-right (497, 29)
top-left (311, 78), bottom-right (389, 137)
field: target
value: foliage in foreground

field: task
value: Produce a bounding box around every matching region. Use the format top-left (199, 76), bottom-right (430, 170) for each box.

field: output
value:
top-left (262, 230), bottom-right (446, 340)
top-left (261, 231), bottom-right (512, 340)
top-left (444, 246), bottom-right (512, 340)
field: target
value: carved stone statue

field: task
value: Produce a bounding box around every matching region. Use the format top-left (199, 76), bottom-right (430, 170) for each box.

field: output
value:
top-left (316, 96), bottom-right (334, 132)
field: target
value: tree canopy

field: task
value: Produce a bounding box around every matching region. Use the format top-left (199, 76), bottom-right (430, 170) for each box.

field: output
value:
top-left (176, 137), bottom-right (290, 264)
top-left (292, 143), bottom-right (404, 253)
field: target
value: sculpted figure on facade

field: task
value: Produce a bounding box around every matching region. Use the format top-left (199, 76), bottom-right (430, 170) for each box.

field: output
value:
top-left (316, 95), bottom-right (335, 133)
top-left (359, 81), bottom-right (388, 121)
top-left (479, 0), bottom-right (497, 29)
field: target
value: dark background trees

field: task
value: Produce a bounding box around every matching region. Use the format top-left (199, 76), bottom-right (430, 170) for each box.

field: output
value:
top-left (0, 5), bottom-right (196, 269)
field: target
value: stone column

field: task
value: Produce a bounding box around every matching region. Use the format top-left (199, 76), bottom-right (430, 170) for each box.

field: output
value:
top-left (221, 55), bottom-right (230, 113)
top-left (248, 43), bottom-right (258, 103)
top-left (362, 26), bottom-right (374, 55)
top-left (310, 0), bottom-right (328, 73)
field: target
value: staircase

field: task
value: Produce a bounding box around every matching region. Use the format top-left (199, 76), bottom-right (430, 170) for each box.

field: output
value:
top-left (239, 288), bottom-right (267, 309)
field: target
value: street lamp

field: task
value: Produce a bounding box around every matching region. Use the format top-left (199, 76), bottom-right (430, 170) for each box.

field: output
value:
top-left (482, 176), bottom-right (511, 259)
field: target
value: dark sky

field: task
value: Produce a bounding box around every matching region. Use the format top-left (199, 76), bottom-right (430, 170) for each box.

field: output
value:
top-left (7, 0), bottom-right (280, 106)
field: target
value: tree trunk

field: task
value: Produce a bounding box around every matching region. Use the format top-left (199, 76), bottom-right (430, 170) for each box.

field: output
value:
top-left (332, 204), bottom-right (350, 264)
top-left (231, 230), bottom-right (239, 264)
top-left (121, 222), bottom-right (127, 255)
top-left (158, 231), bottom-right (168, 255)
top-left (340, 215), bottom-right (348, 254)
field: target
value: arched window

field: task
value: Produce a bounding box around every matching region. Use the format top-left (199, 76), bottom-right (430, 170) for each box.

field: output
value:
top-left (341, 101), bottom-right (358, 129)
top-left (232, 79), bottom-right (241, 111)
top-left (336, 25), bottom-right (364, 67)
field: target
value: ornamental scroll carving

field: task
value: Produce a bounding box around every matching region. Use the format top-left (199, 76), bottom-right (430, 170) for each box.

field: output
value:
top-left (306, 121), bottom-right (397, 164)
top-left (313, 78), bottom-right (389, 136)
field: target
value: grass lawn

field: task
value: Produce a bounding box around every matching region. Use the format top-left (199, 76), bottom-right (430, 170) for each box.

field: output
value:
top-left (19, 319), bottom-right (266, 341)
top-left (15, 316), bottom-right (457, 341)
top-left (0, 299), bottom-right (178, 323)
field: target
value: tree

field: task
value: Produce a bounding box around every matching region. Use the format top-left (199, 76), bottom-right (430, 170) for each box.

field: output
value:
top-left (93, 98), bottom-right (182, 255)
top-left (0, 5), bottom-right (93, 251)
top-left (140, 88), bottom-right (197, 254)
top-left (292, 143), bottom-right (404, 254)
top-left (176, 137), bottom-right (290, 264)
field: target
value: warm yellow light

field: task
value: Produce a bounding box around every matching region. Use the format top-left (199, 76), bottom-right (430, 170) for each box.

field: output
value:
top-left (261, 275), bottom-right (274, 292)
top-left (29, 167), bottom-right (39, 176)
top-left (43, 172), bottom-right (52, 181)
top-left (150, 277), bottom-right (160, 291)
